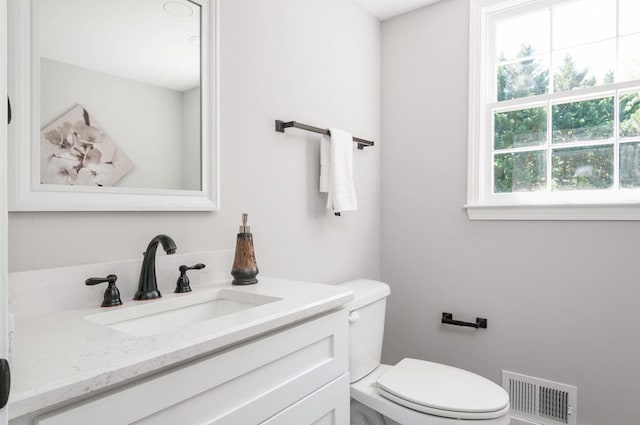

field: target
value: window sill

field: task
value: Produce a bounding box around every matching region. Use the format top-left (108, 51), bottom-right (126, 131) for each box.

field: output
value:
top-left (465, 202), bottom-right (640, 220)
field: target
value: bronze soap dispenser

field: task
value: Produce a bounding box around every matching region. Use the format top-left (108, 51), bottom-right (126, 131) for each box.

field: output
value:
top-left (231, 213), bottom-right (259, 285)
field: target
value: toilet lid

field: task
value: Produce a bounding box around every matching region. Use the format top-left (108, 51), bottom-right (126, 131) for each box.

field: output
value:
top-left (376, 358), bottom-right (510, 420)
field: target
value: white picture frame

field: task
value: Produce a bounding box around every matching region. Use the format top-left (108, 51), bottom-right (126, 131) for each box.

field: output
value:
top-left (7, 0), bottom-right (220, 211)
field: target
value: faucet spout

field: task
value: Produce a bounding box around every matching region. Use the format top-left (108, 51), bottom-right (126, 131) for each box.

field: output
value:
top-left (134, 234), bottom-right (177, 300)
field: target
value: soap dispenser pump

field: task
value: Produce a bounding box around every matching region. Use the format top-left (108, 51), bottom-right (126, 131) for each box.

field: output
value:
top-left (231, 213), bottom-right (259, 285)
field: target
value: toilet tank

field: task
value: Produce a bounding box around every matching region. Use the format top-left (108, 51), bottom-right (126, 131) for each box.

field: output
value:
top-left (339, 280), bottom-right (390, 383)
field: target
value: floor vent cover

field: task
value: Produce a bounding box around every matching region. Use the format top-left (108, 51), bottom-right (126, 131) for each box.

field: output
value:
top-left (502, 371), bottom-right (577, 425)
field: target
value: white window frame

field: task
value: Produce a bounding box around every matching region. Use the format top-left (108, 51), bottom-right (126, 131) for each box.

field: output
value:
top-left (467, 0), bottom-right (640, 220)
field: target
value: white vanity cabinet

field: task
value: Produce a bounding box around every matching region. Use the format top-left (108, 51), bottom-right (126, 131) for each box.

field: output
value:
top-left (12, 310), bottom-right (349, 425)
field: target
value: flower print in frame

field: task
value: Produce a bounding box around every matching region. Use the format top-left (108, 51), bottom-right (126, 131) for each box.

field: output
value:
top-left (40, 105), bottom-right (134, 187)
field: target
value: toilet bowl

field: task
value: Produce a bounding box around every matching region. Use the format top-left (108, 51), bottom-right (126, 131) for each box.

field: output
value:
top-left (340, 280), bottom-right (510, 425)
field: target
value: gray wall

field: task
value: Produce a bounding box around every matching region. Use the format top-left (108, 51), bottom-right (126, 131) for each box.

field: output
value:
top-left (40, 58), bottom-right (192, 190)
top-left (9, 0), bottom-right (381, 286)
top-left (182, 86), bottom-right (201, 191)
top-left (381, 1), bottom-right (639, 425)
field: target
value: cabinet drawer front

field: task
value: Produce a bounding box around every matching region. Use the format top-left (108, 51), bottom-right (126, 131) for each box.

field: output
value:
top-left (259, 374), bottom-right (350, 425)
top-left (35, 310), bottom-right (348, 425)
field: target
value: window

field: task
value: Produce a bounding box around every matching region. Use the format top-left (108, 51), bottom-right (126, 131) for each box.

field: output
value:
top-left (467, 0), bottom-right (640, 219)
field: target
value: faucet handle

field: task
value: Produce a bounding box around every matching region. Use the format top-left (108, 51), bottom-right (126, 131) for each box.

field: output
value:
top-left (175, 264), bottom-right (206, 293)
top-left (86, 274), bottom-right (123, 308)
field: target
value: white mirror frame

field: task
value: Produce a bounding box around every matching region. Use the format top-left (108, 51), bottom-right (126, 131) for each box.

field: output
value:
top-left (7, 0), bottom-right (219, 211)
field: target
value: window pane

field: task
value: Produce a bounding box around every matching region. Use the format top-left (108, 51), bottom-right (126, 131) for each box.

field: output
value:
top-left (552, 97), bottom-right (614, 143)
top-left (620, 92), bottom-right (640, 138)
top-left (619, 0), bottom-right (640, 36)
top-left (552, 40), bottom-right (616, 92)
top-left (495, 10), bottom-right (550, 62)
top-left (497, 56), bottom-right (549, 101)
top-left (552, 145), bottom-right (613, 190)
top-left (494, 107), bottom-right (547, 150)
top-left (494, 151), bottom-right (547, 193)
top-left (618, 34), bottom-right (640, 82)
top-left (620, 142), bottom-right (640, 188)
top-left (552, 0), bottom-right (616, 50)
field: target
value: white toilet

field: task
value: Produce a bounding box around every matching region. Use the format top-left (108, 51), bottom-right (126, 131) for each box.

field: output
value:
top-left (340, 280), bottom-right (511, 425)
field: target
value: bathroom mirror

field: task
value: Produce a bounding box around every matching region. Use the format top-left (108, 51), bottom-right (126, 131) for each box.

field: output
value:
top-left (7, 0), bottom-right (219, 211)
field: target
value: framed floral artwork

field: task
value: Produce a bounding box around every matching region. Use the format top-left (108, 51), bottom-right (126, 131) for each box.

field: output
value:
top-left (40, 105), bottom-right (134, 186)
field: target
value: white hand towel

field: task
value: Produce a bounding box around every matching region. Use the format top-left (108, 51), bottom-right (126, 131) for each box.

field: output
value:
top-left (320, 128), bottom-right (357, 214)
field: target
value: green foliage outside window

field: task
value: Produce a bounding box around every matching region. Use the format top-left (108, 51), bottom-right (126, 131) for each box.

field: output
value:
top-left (494, 151), bottom-right (546, 193)
top-left (494, 107), bottom-right (546, 150)
top-left (620, 93), bottom-right (640, 137)
top-left (494, 45), bottom-right (640, 193)
top-left (618, 143), bottom-right (640, 187)
top-left (551, 146), bottom-right (614, 190)
top-left (497, 45), bottom-right (548, 101)
top-left (552, 98), bottom-right (614, 143)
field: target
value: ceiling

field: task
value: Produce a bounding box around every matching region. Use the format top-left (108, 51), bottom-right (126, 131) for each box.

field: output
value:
top-left (38, 0), bottom-right (441, 91)
top-left (354, 0), bottom-right (444, 20)
top-left (39, 0), bottom-right (200, 92)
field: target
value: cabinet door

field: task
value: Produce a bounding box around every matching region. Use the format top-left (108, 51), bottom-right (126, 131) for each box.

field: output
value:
top-left (259, 374), bottom-right (350, 425)
top-left (34, 310), bottom-right (348, 425)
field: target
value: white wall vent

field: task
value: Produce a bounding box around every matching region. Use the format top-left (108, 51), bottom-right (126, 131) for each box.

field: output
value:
top-left (502, 371), bottom-right (577, 425)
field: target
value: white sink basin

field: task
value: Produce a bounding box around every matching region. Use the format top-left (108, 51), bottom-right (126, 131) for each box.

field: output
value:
top-left (85, 288), bottom-right (281, 337)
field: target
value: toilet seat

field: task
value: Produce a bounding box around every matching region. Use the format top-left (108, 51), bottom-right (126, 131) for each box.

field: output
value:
top-left (377, 388), bottom-right (510, 420)
top-left (376, 358), bottom-right (510, 420)
top-left (351, 363), bottom-right (511, 425)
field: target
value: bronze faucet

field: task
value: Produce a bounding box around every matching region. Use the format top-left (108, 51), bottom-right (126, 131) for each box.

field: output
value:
top-left (134, 234), bottom-right (177, 300)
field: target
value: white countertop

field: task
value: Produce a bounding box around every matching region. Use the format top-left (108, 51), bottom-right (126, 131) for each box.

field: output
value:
top-left (8, 277), bottom-right (354, 419)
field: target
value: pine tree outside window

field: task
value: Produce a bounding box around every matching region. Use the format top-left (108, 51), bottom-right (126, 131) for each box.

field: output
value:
top-left (467, 0), bottom-right (640, 219)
